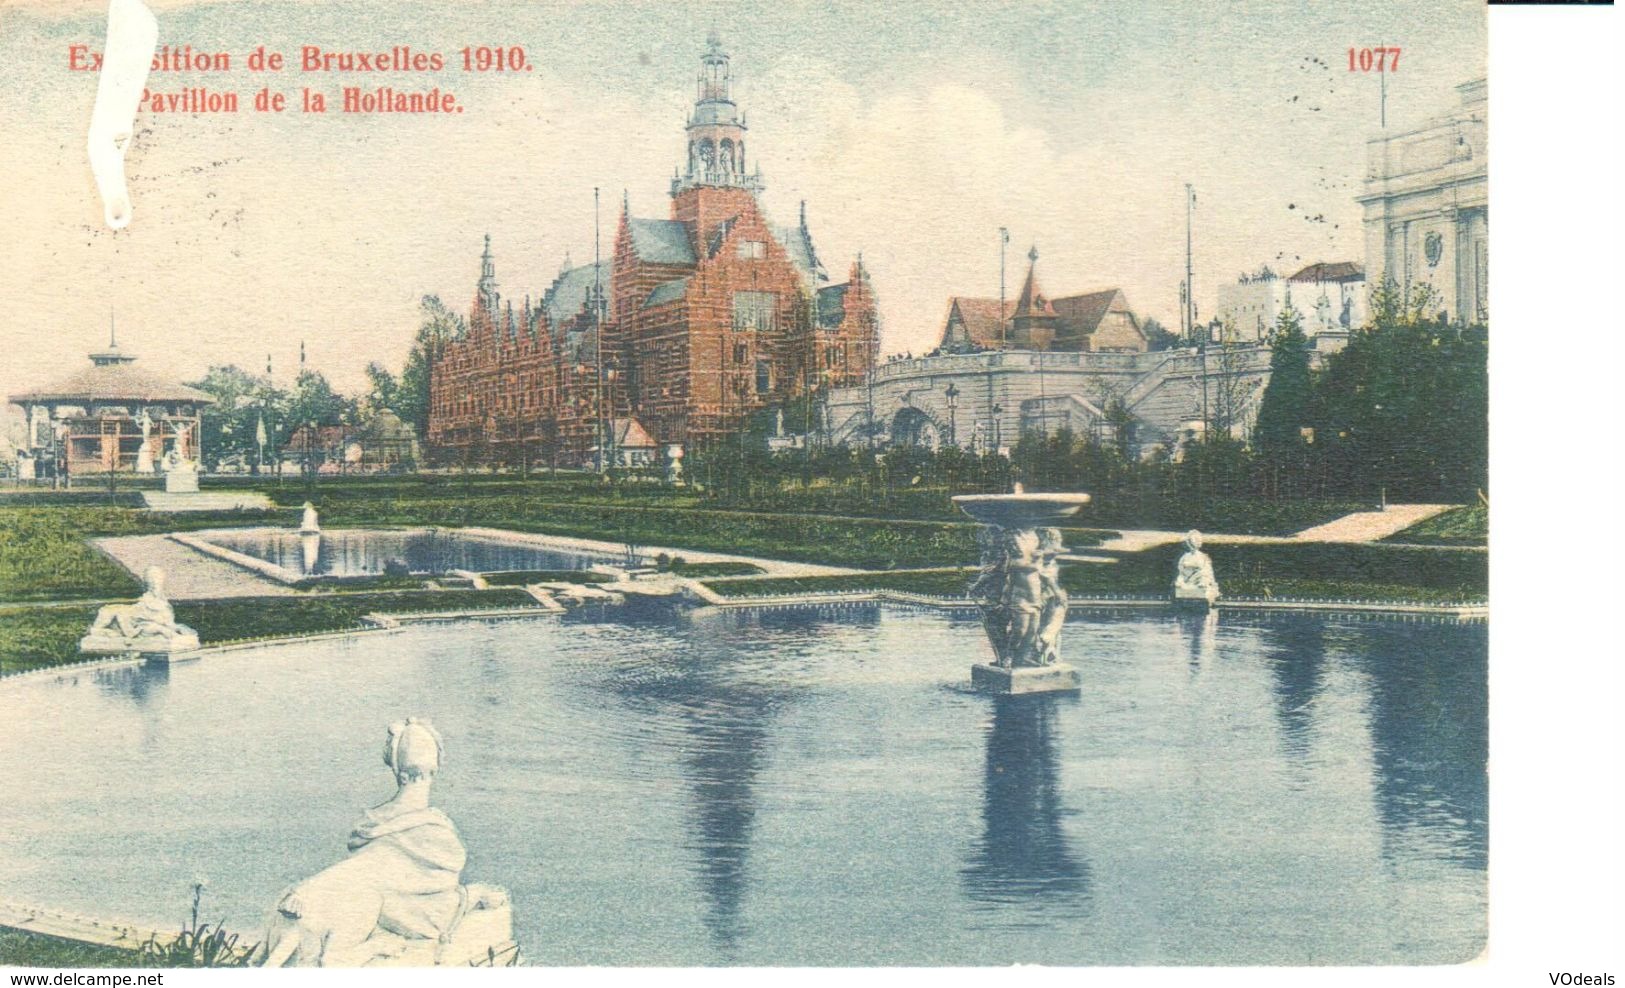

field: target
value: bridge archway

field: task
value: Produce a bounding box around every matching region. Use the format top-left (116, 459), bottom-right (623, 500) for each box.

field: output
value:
top-left (890, 407), bottom-right (942, 449)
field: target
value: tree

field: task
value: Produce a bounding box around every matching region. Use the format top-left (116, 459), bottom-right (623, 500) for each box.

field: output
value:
top-left (395, 296), bottom-right (463, 441)
top-left (188, 365), bottom-right (280, 471)
top-left (1310, 280), bottom-right (1486, 501)
top-left (1141, 317), bottom-right (1181, 351)
top-left (363, 362), bottom-right (400, 417)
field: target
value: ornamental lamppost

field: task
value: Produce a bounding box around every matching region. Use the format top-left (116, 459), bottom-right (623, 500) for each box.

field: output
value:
top-left (944, 382), bottom-right (960, 448)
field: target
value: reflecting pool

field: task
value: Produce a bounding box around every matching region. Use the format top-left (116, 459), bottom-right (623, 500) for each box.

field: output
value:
top-left (199, 527), bottom-right (624, 579)
top-left (0, 607), bottom-right (1486, 965)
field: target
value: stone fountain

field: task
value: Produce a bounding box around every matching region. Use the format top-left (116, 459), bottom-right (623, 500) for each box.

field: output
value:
top-left (953, 487), bottom-right (1089, 695)
top-left (298, 502), bottom-right (322, 574)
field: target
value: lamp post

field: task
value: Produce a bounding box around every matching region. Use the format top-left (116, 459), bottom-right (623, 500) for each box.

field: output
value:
top-left (944, 382), bottom-right (960, 448)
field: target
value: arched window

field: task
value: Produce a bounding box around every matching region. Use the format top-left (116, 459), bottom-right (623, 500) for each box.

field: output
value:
top-left (755, 360), bottom-right (772, 395)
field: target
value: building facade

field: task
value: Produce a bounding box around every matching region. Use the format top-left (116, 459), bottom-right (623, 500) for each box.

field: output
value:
top-left (1217, 261), bottom-right (1365, 348)
top-left (8, 332), bottom-right (212, 481)
top-left (939, 248), bottom-right (1147, 355)
top-left (427, 35), bottom-right (879, 466)
top-left (1357, 78), bottom-right (1487, 325)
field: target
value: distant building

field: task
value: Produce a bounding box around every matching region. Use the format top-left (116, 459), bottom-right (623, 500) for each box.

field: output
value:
top-left (427, 34), bottom-right (879, 467)
top-left (1357, 78), bottom-right (1487, 324)
top-left (1217, 261), bottom-right (1365, 348)
top-left (939, 248), bottom-right (1147, 354)
top-left (8, 330), bottom-right (212, 481)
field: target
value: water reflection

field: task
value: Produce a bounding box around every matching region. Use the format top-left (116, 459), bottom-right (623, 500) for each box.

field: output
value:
top-left (962, 695), bottom-right (1090, 913)
top-left (1262, 616), bottom-right (1329, 758)
top-left (1179, 609), bottom-right (1219, 675)
top-left (92, 659), bottom-right (170, 707)
top-left (1361, 623), bottom-right (1488, 869)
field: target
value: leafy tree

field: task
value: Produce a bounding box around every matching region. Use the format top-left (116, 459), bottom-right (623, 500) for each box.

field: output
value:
top-left (363, 362), bottom-right (400, 417)
top-left (188, 365), bottom-right (281, 471)
top-left (1141, 317), bottom-right (1181, 352)
top-left (395, 296), bottom-right (463, 440)
top-left (1310, 280), bottom-right (1486, 501)
top-left (286, 369), bottom-right (355, 430)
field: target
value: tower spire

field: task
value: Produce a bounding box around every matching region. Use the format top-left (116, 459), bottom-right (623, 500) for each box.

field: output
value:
top-left (673, 33), bottom-right (760, 196)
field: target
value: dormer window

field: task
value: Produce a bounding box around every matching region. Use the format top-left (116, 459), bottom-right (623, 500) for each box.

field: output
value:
top-left (737, 240), bottom-right (766, 260)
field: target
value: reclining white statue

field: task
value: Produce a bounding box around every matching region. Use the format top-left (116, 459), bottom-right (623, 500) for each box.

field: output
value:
top-left (80, 566), bottom-right (199, 655)
top-left (259, 718), bottom-right (513, 967)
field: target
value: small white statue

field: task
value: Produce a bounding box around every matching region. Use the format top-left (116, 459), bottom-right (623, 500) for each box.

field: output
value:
top-left (299, 501), bottom-right (321, 534)
top-left (664, 443), bottom-right (684, 485)
top-left (1173, 529), bottom-right (1221, 607)
top-left (259, 719), bottom-right (512, 967)
top-left (80, 566), bottom-right (199, 655)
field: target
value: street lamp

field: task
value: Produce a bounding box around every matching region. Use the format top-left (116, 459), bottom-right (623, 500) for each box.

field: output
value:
top-left (944, 383), bottom-right (960, 448)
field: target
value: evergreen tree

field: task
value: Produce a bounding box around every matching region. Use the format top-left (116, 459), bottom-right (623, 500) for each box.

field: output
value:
top-left (1253, 303), bottom-right (1313, 458)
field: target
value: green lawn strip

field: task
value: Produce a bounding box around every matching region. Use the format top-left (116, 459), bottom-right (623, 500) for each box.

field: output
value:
top-left (0, 506), bottom-right (280, 603)
top-left (700, 542), bottom-right (1487, 605)
top-left (228, 476), bottom-right (1364, 536)
top-left (701, 568), bottom-right (974, 598)
top-left (666, 560), bottom-right (766, 577)
top-left (1381, 505), bottom-right (1487, 546)
top-left (0, 604), bottom-right (101, 676)
top-left (480, 569), bottom-right (618, 586)
top-left (0, 929), bottom-right (139, 968)
top-left (0, 589), bottom-right (543, 675)
top-left (173, 589), bottom-right (541, 644)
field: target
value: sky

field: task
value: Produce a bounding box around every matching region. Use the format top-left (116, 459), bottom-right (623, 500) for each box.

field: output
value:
top-left (0, 0), bottom-right (1485, 403)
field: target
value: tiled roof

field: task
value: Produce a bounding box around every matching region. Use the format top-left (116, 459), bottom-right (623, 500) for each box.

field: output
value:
top-left (1051, 289), bottom-right (1125, 335)
top-left (643, 277), bottom-right (691, 309)
top-left (11, 353), bottom-right (215, 405)
top-left (541, 261), bottom-right (609, 335)
top-left (1288, 261), bottom-right (1364, 284)
top-left (772, 223), bottom-right (827, 289)
top-left (945, 297), bottom-right (1014, 347)
top-left (628, 218), bottom-right (697, 266)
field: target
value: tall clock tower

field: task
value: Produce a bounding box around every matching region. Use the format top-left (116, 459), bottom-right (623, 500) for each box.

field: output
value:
top-left (670, 33), bottom-right (763, 244)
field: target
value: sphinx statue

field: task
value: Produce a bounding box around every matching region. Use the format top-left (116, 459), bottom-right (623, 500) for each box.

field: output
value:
top-left (80, 566), bottom-right (199, 656)
top-left (1172, 529), bottom-right (1221, 607)
top-left (259, 719), bottom-right (514, 967)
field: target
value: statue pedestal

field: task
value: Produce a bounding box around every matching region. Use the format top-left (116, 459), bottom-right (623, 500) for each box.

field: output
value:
top-left (79, 631), bottom-right (201, 661)
top-left (972, 663), bottom-right (1081, 695)
top-left (1173, 586), bottom-right (1219, 610)
top-left (371, 887), bottom-right (516, 967)
top-left (164, 468), bottom-right (199, 493)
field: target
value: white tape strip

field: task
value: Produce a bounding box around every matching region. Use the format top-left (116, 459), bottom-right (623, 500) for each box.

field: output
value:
top-left (87, 0), bottom-right (158, 229)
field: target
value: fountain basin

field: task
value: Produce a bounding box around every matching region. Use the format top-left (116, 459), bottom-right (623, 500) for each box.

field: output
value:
top-left (952, 492), bottom-right (1091, 527)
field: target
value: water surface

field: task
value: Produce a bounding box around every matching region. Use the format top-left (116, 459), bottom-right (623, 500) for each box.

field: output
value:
top-left (0, 607), bottom-right (1486, 965)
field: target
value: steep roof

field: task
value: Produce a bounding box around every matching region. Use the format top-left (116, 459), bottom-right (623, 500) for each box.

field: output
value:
top-left (541, 261), bottom-right (609, 335)
top-left (1012, 251), bottom-right (1057, 321)
top-left (1288, 261), bottom-right (1364, 284)
top-left (944, 297), bottom-right (1014, 348)
top-left (628, 218), bottom-right (697, 266)
top-left (771, 222), bottom-right (828, 289)
top-left (1051, 289), bottom-right (1127, 335)
top-left (11, 352), bottom-right (215, 406)
top-left (592, 417), bottom-right (657, 450)
top-left (643, 277), bottom-right (691, 309)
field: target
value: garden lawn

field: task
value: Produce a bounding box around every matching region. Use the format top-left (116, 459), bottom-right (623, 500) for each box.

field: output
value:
top-left (0, 589), bottom-right (542, 676)
top-left (701, 542), bottom-right (1488, 605)
top-left (0, 929), bottom-right (139, 968)
top-left (1382, 504), bottom-right (1487, 546)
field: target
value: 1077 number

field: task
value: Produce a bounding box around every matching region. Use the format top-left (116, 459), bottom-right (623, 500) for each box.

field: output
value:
top-left (1349, 47), bottom-right (1401, 72)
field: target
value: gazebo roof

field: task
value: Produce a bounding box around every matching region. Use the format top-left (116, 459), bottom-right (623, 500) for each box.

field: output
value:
top-left (9, 348), bottom-right (214, 406)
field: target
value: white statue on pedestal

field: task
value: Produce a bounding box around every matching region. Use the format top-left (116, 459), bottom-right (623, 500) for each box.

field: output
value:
top-left (300, 501), bottom-right (321, 534)
top-left (1173, 529), bottom-right (1221, 607)
top-left (80, 566), bottom-right (200, 655)
top-left (135, 411), bottom-right (155, 474)
top-left (260, 718), bottom-right (513, 967)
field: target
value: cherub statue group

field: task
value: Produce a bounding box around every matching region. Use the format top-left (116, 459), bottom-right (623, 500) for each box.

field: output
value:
top-left (969, 526), bottom-right (1069, 668)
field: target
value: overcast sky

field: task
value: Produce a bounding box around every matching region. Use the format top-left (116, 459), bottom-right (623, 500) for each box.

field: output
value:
top-left (0, 0), bottom-right (1484, 401)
